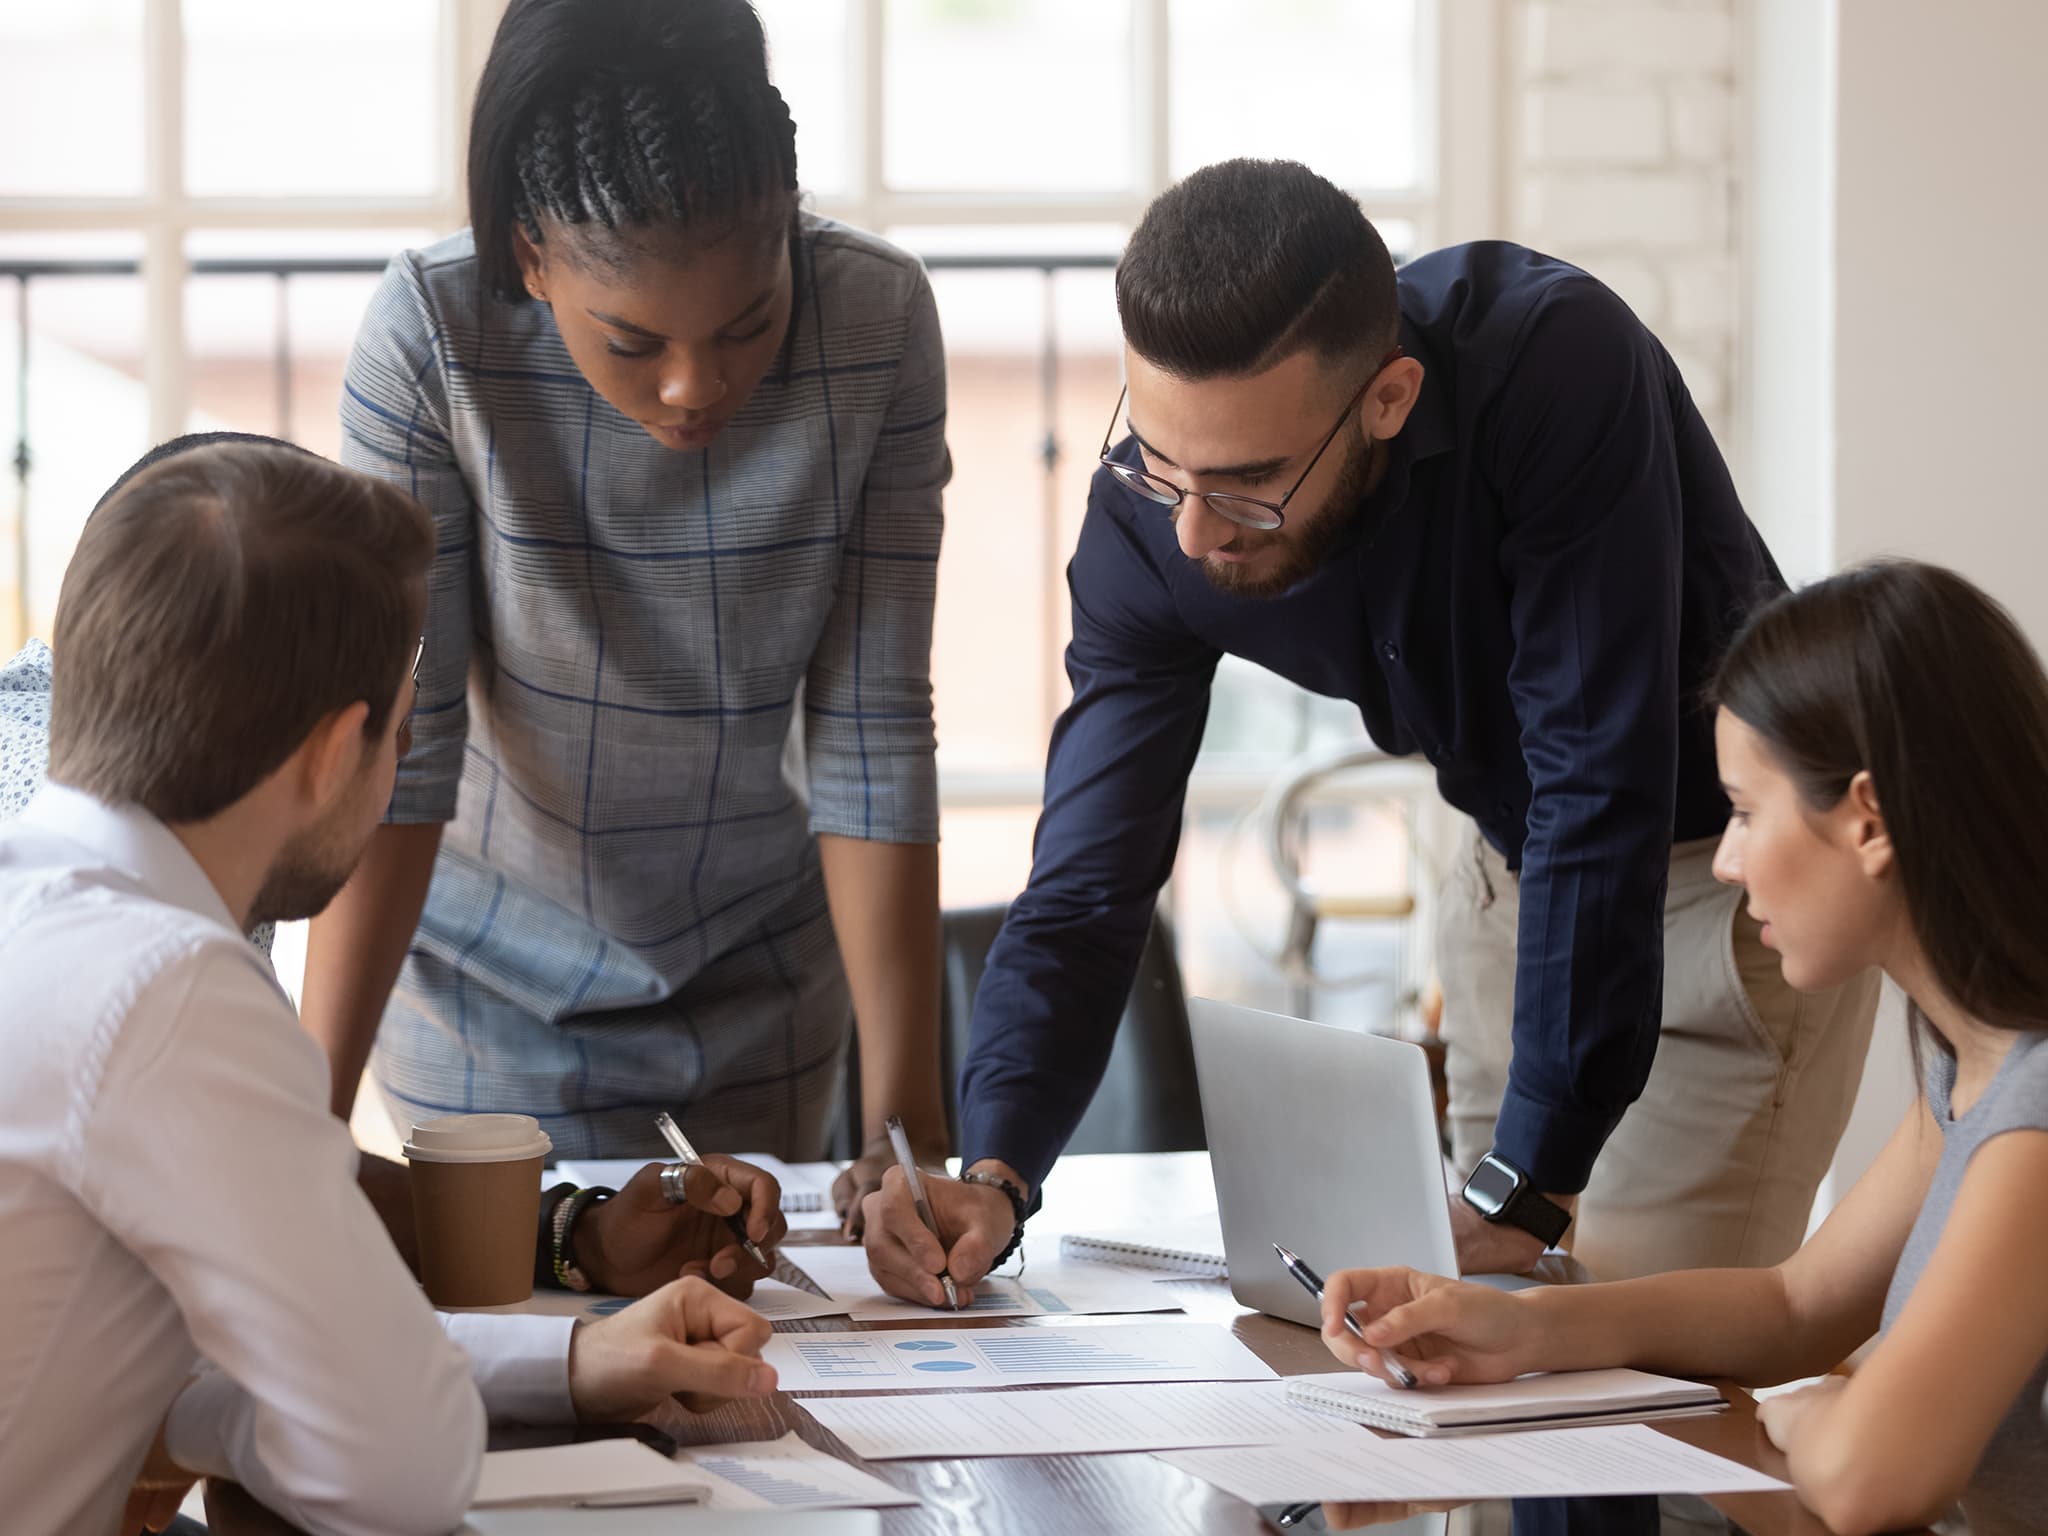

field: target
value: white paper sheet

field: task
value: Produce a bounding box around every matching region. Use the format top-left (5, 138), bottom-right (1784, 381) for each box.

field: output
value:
top-left (1156, 1424), bottom-right (1790, 1502)
top-left (764, 1323), bottom-right (1277, 1392)
top-left (804, 1380), bottom-right (1353, 1459)
top-left (677, 1432), bottom-right (918, 1511)
top-left (472, 1440), bottom-right (708, 1508)
top-left (786, 1244), bottom-right (1182, 1322)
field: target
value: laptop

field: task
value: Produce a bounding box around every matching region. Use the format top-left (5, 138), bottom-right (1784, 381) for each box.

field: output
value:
top-left (1188, 998), bottom-right (1461, 1329)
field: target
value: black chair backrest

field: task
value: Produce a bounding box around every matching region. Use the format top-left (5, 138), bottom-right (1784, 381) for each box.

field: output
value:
top-left (832, 903), bottom-right (1208, 1159)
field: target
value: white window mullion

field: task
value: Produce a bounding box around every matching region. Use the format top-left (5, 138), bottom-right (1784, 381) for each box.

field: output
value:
top-left (1132, 0), bottom-right (1171, 202)
top-left (851, 0), bottom-right (886, 234)
top-left (142, 0), bottom-right (188, 444)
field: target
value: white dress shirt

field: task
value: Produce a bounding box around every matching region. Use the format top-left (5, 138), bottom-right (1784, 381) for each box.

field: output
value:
top-left (0, 785), bottom-right (578, 1536)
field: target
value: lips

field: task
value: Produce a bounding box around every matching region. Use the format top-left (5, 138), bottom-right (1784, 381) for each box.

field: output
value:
top-left (645, 419), bottom-right (722, 450)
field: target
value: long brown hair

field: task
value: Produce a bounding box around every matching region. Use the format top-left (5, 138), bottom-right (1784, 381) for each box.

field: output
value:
top-left (1711, 560), bottom-right (2048, 1035)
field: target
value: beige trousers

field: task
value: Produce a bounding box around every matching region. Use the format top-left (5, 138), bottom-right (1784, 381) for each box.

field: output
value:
top-left (1438, 829), bottom-right (1881, 1280)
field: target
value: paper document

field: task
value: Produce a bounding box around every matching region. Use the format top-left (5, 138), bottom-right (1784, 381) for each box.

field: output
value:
top-left (678, 1432), bottom-right (917, 1511)
top-left (1057, 1213), bottom-right (1227, 1275)
top-left (472, 1441), bottom-right (707, 1509)
top-left (555, 1155), bottom-right (840, 1221)
top-left (805, 1380), bottom-right (1351, 1459)
top-left (765, 1323), bottom-right (1277, 1392)
top-left (788, 1244), bottom-right (1181, 1322)
top-left (1286, 1367), bottom-right (1726, 1436)
top-left (1157, 1424), bottom-right (1790, 1502)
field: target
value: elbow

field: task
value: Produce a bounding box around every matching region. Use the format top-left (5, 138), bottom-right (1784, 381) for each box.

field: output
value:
top-left (1793, 1437), bottom-right (1962, 1536)
top-left (294, 1383), bottom-right (486, 1536)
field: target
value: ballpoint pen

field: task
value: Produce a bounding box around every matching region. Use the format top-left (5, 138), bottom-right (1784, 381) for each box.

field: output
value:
top-left (654, 1111), bottom-right (773, 1271)
top-left (885, 1114), bottom-right (959, 1311)
top-left (1273, 1241), bottom-right (1419, 1389)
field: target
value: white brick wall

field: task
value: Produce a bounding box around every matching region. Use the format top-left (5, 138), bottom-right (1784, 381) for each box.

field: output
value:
top-left (1506, 0), bottom-right (1742, 450)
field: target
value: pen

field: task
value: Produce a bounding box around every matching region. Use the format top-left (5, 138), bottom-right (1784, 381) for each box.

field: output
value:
top-left (885, 1114), bottom-right (958, 1311)
top-left (654, 1111), bottom-right (773, 1271)
top-left (1273, 1242), bottom-right (1419, 1389)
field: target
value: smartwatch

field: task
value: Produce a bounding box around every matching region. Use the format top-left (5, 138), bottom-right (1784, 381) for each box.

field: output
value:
top-left (1460, 1152), bottom-right (1572, 1248)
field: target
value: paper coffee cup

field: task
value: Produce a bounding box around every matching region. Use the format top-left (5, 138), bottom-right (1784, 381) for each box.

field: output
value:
top-left (403, 1113), bottom-right (553, 1308)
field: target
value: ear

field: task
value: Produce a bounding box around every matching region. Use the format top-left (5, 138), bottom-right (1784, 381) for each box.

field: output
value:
top-left (1361, 356), bottom-right (1424, 441)
top-left (291, 702), bottom-right (374, 813)
top-left (1845, 769), bottom-right (1894, 879)
top-left (512, 225), bottom-right (550, 303)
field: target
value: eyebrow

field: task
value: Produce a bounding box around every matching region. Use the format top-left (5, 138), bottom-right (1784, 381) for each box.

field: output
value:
top-left (587, 287), bottom-right (777, 342)
top-left (1720, 780), bottom-right (1744, 798)
top-left (1127, 421), bottom-right (1292, 483)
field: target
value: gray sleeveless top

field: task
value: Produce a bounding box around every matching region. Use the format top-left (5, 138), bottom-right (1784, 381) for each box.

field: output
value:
top-left (1881, 1029), bottom-right (2048, 1536)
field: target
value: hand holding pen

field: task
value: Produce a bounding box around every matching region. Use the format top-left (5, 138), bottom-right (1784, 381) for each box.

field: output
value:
top-left (1275, 1242), bottom-right (1419, 1389)
top-left (656, 1111), bottom-right (774, 1272)
top-left (885, 1114), bottom-right (959, 1311)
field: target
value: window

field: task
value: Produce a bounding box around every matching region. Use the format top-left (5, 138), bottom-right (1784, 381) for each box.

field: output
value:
top-left (3, 0), bottom-right (1465, 1030)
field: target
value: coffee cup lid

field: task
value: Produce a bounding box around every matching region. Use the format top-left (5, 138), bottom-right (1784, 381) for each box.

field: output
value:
top-left (403, 1113), bottom-right (553, 1165)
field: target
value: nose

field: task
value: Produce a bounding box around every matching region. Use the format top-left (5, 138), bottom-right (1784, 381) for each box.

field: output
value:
top-left (658, 353), bottom-right (728, 413)
top-left (1711, 826), bottom-right (1741, 887)
top-left (1175, 495), bottom-right (1239, 560)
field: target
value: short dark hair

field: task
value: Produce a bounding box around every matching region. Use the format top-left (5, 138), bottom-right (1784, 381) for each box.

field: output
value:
top-left (49, 439), bottom-right (433, 824)
top-left (469, 0), bottom-right (800, 303)
top-left (1116, 159), bottom-right (1401, 381)
top-left (1712, 561), bottom-right (2048, 1040)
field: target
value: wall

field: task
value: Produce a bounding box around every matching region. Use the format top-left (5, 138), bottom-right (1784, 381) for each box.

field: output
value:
top-left (1750, 0), bottom-right (2048, 1208)
top-left (1506, 0), bottom-right (1745, 453)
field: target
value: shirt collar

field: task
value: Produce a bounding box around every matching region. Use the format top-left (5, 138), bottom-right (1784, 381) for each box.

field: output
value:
top-left (18, 782), bottom-right (242, 935)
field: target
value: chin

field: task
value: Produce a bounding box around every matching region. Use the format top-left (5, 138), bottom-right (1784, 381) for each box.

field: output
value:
top-left (1776, 946), bottom-right (1853, 994)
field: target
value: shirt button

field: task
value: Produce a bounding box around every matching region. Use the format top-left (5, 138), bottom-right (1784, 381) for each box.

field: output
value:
top-left (1380, 642), bottom-right (1400, 663)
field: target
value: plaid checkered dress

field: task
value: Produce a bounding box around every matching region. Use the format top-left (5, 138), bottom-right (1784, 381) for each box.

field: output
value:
top-left (339, 218), bottom-right (947, 1160)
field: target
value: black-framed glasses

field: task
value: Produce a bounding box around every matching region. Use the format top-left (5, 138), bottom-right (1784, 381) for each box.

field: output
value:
top-left (1097, 347), bottom-right (1401, 531)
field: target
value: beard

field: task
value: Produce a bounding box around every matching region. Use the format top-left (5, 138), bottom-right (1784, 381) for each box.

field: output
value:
top-left (249, 801), bottom-right (374, 926)
top-left (1198, 431), bottom-right (1378, 600)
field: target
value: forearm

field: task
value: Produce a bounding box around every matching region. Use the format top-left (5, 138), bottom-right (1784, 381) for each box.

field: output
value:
top-left (816, 835), bottom-right (947, 1148)
top-left (1518, 1265), bottom-right (1818, 1384)
top-left (301, 822), bottom-right (442, 1118)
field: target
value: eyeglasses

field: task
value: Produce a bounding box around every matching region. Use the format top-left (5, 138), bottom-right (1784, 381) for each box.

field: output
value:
top-left (395, 635), bottom-right (424, 762)
top-left (1096, 346), bottom-right (1402, 532)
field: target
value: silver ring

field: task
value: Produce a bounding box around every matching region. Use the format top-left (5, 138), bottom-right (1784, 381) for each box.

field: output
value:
top-left (660, 1164), bottom-right (689, 1205)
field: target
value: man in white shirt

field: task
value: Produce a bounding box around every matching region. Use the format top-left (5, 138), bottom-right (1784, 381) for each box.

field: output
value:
top-left (0, 438), bottom-right (786, 1536)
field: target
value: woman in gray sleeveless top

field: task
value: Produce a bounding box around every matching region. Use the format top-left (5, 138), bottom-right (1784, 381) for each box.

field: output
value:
top-left (1307, 561), bottom-right (2048, 1536)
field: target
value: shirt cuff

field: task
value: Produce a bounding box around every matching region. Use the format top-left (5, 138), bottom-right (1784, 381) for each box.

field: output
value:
top-left (1490, 1081), bottom-right (1623, 1196)
top-left (438, 1312), bottom-right (577, 1425)
top-left (961, 1095), bottom-right (1066, 1199)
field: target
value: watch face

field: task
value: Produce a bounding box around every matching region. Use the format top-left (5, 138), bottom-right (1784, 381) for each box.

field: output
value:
top-left (1464, 1158), bottom-right (1520, 1217)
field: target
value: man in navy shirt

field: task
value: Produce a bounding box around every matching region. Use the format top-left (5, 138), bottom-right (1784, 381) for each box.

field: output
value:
top-left (862, 160), bottom-right (1880, 1294)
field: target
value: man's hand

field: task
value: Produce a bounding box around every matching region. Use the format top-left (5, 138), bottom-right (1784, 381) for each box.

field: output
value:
top-left (860, 1161), bottom-right (1021, 1306)
top-left (119, 1417), bottom-right (195, 1535)
top-left (1448, 1191), bottom-right (1572, 1276)
top-left (1321, 1266), bottom-right (1537, 1386)
top-left (567, 1275), bottom-right (778, 1421)
top-left (574, 1158), bottom-right (788, 1299)
top-left (834, 1127), bottom-right (950, 1239)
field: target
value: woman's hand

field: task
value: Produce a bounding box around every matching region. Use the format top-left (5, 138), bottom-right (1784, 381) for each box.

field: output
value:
top-left (567, 1275), bottom-right (778, 1421)
top-left (1321, 1266), bottom-right (1538, 1385)
top-left (833, 1127), bottom-right (949, 1238)
top-left (1757, 1375), bottom-right (1847, 1453)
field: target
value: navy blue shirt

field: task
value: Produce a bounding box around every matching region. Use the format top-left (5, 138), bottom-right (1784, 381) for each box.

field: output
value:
top-left (958, 241), bottom-right (1784, 1196)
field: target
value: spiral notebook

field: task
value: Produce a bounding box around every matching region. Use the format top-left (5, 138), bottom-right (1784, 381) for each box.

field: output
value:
top-left (1057, 1213), bottom-right (1228, 1276)
top-left (1285, 1368), bottom-right (1726, 1438)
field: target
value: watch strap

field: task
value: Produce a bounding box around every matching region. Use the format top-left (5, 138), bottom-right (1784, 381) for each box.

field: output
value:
top-left (1498, 1180), bottom-right (1572, 1248)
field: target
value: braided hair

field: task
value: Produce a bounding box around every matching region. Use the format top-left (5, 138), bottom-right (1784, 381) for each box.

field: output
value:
top-left (469, 0), bottom-right (800, 302)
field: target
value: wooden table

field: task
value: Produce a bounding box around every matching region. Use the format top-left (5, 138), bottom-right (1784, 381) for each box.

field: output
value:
top-left (207, 1153), bottom-right (1876, 1536)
